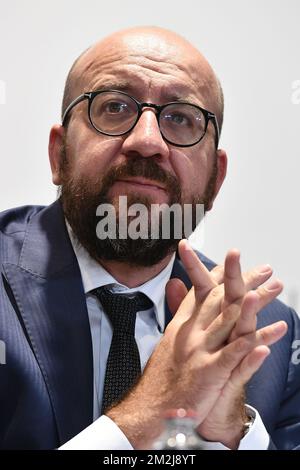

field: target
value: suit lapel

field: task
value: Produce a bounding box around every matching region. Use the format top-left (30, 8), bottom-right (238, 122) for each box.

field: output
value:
top-left (164, 254), bottom-right (193, 328)
top-left (3, 201), bottom-right (93, 445)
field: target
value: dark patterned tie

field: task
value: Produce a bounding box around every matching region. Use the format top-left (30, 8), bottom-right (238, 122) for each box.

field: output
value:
top-left (93, 287), bottom-right (153, 414)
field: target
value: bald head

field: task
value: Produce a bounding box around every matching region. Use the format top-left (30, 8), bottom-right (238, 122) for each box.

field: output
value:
top-left (61, 26), bottom-right (224, 134)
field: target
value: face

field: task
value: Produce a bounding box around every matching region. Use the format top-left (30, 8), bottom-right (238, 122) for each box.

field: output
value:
top-left (49, 29), bottom-right (227, 266)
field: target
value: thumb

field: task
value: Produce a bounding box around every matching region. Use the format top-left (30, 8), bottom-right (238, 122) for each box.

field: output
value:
top-left (165, 278), bottom-right (188, 316)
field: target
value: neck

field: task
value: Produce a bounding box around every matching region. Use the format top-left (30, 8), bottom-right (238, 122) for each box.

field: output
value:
top-left (98, 254), bottom-right (174, 288)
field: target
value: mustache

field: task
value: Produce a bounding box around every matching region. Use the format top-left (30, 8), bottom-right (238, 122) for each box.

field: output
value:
top-left (99, 157), bottom-right (181, 197)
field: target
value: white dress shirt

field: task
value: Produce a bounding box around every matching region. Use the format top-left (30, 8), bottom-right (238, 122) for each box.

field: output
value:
top-left (60, 227), bottom-right (270, 450)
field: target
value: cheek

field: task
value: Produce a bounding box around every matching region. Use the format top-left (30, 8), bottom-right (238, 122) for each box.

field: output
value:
top-left (169, 149), bottom-right (211, 197)
top-left (66, 132), bottom-right (124, 180)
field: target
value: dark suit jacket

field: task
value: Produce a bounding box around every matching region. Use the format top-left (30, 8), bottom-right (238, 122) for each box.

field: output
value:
top-left (0, 201), bottom-right (300, 449)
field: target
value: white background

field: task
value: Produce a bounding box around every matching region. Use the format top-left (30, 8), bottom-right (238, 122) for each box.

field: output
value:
top-left (0, 0), bottom-right (299, 310)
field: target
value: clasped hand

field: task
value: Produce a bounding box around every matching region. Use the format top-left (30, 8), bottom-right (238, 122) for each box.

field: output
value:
top-left (107, 240), bottom-right (287, 449)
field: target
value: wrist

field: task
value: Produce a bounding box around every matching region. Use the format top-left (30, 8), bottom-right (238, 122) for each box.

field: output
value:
top-left (198, 405), bottom-right (251, 449)
top-left (106, 399), bottom-right (164, 449)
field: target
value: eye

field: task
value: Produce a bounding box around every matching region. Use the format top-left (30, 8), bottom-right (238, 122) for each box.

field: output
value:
top-left (104, 101), bottom-right (129, 114)
top-left (169, 113), bottom-right (188, 125)
top-left (164, 111), bottom-right (192, 127)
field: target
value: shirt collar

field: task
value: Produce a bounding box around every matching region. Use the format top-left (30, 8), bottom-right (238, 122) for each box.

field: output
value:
top-left (66, 222), bottom-right (175, 332)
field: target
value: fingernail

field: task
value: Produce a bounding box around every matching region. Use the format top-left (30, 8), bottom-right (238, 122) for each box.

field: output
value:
top-left (273, 321), bottom-right (287, 334)
top-left (258, 264), bottom-right (272, 274)
top-left (265, 279), bottom-right (282, 291)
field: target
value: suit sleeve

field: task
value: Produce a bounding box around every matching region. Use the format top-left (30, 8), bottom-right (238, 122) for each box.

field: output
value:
top-left (270, 308), bottom-right (300, 449)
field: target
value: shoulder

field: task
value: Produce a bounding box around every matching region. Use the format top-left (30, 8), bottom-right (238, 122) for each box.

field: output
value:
top-left (0, 205), bottom-right (45, 235)
top-left (0, 205), bottom-right (46, 264)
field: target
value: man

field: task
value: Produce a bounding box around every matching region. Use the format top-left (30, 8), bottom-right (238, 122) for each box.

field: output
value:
top-left (0, 26), bottom-right (299, 450)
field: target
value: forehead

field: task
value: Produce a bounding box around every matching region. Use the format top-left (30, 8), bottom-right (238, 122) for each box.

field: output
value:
top-left (75, 33), bottom-right (215, 106)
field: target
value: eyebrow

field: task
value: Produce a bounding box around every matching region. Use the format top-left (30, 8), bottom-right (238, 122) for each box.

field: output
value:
top-left (89, 80), bottom-right (134, 93)
top-left (88, 80), bottom-right (198, 104)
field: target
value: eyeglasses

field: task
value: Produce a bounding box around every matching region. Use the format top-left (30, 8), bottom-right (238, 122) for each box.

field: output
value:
top-left (62, 89), bottom-right (219, 148)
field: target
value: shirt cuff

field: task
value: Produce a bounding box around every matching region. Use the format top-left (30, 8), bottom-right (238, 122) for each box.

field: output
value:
top-left (59, 415), bottom-right (133, 450)
top-left (196, 405), bottom-right (270, 450)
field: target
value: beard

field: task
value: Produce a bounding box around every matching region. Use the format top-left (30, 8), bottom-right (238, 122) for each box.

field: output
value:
top-left (59, 145), bottom-right (218, 267)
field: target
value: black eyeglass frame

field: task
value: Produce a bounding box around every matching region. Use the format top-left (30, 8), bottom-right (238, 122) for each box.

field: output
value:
top-left (62, 89), bottom-right (220, 149)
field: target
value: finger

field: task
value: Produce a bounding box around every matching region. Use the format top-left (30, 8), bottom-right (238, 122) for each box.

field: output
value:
top-left (193, 282), bottom-right (225, 329)
top-left (194, 252), bottom-right (249, 330)
top-left (205, 301), bottom-right (242, 350)
top-left (212, 261), bottom-right (269, 292)
top-left (210, 264), bottom-right (224, 284)
top-left (223, 250), bottom-right (245, 307)
top-left (230, 279), bottom-right (283, 342)
top-left (215, 321), bottom-right (287, 374)
top-left (227, 346), bottom-right (271, 389)
top-left (165, 278), bottom-right (188, 316)
top-left (242, 264), bottom-right (273, 291)
top-left (254, 279), bottom-right (283, 309)
top-left (223, 253), bottom-right (273, 309)
top-left (178, 239), bottom-right (217, 300)
top-left (216, 263), bottom-right (273, 301)
top-left (229, 291), bottom-right (259, 342)
top-left (207, 279), bottom-right (284, 348)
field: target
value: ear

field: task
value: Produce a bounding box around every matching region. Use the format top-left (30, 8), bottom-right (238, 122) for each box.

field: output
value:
top-left (206, 148), bottom-right (227, 211)
top-left (48, 124), bottom-right (66, 185)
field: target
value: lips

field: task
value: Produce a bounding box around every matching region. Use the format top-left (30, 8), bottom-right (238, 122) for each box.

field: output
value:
top-left (116, 178), bottom-right (166, 191)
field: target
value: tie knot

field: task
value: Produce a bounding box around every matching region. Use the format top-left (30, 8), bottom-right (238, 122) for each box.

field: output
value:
top-left (93, 287), bottom-right (152, 334)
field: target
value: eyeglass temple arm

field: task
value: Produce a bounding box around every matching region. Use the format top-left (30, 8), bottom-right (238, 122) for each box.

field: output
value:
top-left (207, 112), bottom-right (220, 149)
top-left (62, 93), bottom-right (91, 125)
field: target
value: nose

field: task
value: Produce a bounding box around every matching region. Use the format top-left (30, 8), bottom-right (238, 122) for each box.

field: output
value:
top-left (121, 108), bottom-right (170, 159)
